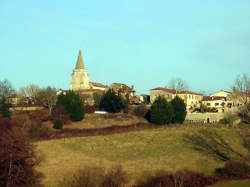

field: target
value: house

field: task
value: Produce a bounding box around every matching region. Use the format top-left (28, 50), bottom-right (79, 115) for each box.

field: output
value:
top-left (150, 87), bottom-right (203, 111)
top-left (89, 82), bottom-right (108, 91)
top-left (109, 83), bottom-right (135, 100)
top-left (202, 96), bottom-right (227, 112)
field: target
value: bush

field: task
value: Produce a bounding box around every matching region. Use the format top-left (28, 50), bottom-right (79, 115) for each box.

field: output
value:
top-left (131, 105), bottom-right (149, 118)
top-left (57, 91), bottom-right (85, 121)
top-left (150, 96), bottom-right (174, 125)
top-left (51, 104), bottom-right (70, 124)
top-left (0, 97), bottom-right (11, 118)
top-left (215, 161), bottom-right (250, 179)
top-left (61, 164), bottom-right (127, 187)
top-left (0, 116), bottom-right (42, 186)
top-left (25, 120), bottom-right (51, 140)
top-left (171, 96), bottom-right (187, 123)
top-left (53, 119), bottom-right (63, 130)
top-left (99, 90), bottom-right (125, 113)
top-left (85, 105), bottom-right (96, 114)
top-left (29, 110), bottom-right (49, 121)
top-left (135, 169), bottom-right (216, 187)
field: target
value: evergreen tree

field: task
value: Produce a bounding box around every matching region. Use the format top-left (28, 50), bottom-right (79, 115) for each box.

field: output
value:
top-left (57, 91), bottom-right (85, 121)
top-left (0, 97), bottom-right (11, 118)
top-left (99, 90), bottom-right (125, 113)
top-left (171, 96), bottom-right (187, 124)
top-left (150, 96), bottom-right (174, 125)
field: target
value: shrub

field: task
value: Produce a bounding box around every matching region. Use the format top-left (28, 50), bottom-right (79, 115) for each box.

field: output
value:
top-left (150, 96), bottom-right (174, 125)
top-left (170, 96), bottom-right (187, 123)
top-left (29, 110), bottom-right (49, 121)
top-left (99, 90), bottom-right (125, 113)
top-left (215, 161), bottom-right (250, 179)
top-left (85, 105), bottom-right (96, 114)
top-left (93, 92), bottom-right (103, 107)
top-left (132, 105), bottom-right (149, 118)
top-left (57, 91), bottom-right (85, 121)
top-left (0, 116), bottom-right (42, 186)
top-left (25, 120), bottom-right (51, 140)
top-left (0, 97), bottom-right (11, 118)
top-left (135, 169), bottom-right (215, 187)
top-left (53, 119), bottom-right (63, 130)
top-left (51, 104), bottom-right (70, 124)
top-left (61, 164), bottom-right (127, 187)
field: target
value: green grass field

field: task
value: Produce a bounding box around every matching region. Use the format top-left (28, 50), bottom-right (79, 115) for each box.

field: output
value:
top-left (35, 124), bottom-right (249, 187)
top-left (210, 180), bottom-right (250, 187)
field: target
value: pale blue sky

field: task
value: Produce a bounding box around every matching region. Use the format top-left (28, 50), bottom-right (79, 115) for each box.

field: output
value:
top-left (0, 0), bottom-right (250, 95)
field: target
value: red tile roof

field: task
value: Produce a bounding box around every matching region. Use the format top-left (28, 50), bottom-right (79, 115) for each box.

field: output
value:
top-left (90, 82), bottom-right (108, 88)
top-left (150, 87), bottom-right (202, 95)
top-left (202, 96), bottom-right (225, 101)
top-left (150, 87), bottom-right (177, 94)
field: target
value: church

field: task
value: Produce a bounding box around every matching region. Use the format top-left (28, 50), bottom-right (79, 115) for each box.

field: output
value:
top-left (70, 50), bottom-right (108, 91)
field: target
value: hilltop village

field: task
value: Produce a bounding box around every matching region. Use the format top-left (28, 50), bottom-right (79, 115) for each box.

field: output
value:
top-left (49, 50), bottom-right (246, 123)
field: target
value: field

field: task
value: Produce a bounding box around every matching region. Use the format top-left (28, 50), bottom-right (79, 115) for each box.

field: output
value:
top-left (35, 119), bottom-right (250, 187)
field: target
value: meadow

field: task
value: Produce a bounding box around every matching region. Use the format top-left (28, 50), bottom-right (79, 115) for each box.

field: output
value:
top-left (35, 119), bottom-right (250, 187)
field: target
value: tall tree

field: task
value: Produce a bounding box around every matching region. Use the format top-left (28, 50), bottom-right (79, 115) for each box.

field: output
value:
top-left (171, 96), bottom-right (187, 124)
top-left (0, 97), bottom-right (11, 118)
top-left (37, 86), bottom-right (57, 115)
top-left (168, 78), bottom-right (189, 91)
top-left (19, 84), bottom-right (40, 104)
top-left (0, 79), bottom-right (15, 99)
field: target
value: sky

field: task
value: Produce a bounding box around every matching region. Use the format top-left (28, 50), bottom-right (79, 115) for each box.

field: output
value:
top-left (0, 0), bottom-right (250, 95)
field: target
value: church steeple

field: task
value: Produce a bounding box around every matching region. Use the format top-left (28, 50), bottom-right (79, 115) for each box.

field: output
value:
top-left (75, 50), bottom-right (85, 69)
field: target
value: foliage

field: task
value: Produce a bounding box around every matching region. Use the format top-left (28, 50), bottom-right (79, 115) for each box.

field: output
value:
top-left (93, 92), bottom-right (103, 107)
top-left (150, 96), bottom-right (174, 125)
top-left (135, 169), bottom-right (216, 187)
top-left (215, 161), bottom-right (250, 179)
top-left (0, 79), bottom-right (15, 98)
top-left (0, 116), bottom-right (42, 186)
top-left (85, 105), bottom-right (96, 114)
top-left (53, 119), bottom-right (63, 130)
top-left (61, 164), bottom-right (127, 187)
top-left (19, 84), bottom-right (40, 104)
top-left (37, 86), bottom-right (57, 115)
top-left (99, 90), bottom-right (125, 113)
top-left (184, 129), bottom-right (249, 162)
top-left (171, 96), bottom-right (187, 123)
top-left (0, 97), bottom-right (11, 118)
top-left (131, 105), bottom-right (149, 118)
top-left (29, 110), bottom-right (49, 122)
top-left (25, 120), bottom-right (51, 140)
top-left (51, 104), bottom-right (70, 124)
top-left (57, 91), bottom-right (85, 121)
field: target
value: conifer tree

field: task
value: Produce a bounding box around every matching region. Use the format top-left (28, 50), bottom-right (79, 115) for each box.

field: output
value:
top-left (171, 96), bottom-right (187, 123)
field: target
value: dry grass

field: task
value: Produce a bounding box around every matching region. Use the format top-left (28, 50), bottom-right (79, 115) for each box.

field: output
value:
top-left (35, 125), bottom-right (250, 187)
top-left (43, 113), bottom-right (148, 130)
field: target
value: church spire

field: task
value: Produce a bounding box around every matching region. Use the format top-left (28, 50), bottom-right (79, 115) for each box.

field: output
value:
top-left (75, 50), bottom-right (85, 69)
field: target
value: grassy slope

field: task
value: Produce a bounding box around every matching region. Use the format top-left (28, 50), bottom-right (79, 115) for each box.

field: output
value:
top-left (210, 180), bottom-right (250, 187)
top-left (35, 125), bottom-right (249, 187)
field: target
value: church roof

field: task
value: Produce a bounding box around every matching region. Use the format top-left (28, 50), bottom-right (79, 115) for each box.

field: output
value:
top-left (75, 50), bottom-right (85, 69)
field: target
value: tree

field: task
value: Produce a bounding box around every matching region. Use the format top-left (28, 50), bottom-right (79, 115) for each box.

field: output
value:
top-left (57, 91), bottom-right (85, 121)
top-left (168, 78), bottom-right (189, 91)
top-left (19, 84), bottom-right (40, 104)
top-left (232, 74), bottom-right (250, 123)
top-left (0, 79), bottom-right (15, 99)
top-left (37, 86), bottom-right (57, 115)
top-left (171, 96), bottom-right (187, 123)
top-left (99, 90), bottom-right (125, 113)
top-left (150, 96), bottom-right (174, 125)
top-left (93, 92), bottom-right (102, 107)
top-left (0, 97), bottom-right (11, 118)
top-left (0, 116), bottom-right (41, 186)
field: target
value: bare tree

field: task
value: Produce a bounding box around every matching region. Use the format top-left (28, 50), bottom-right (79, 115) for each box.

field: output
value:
top-left (37, 86), bottom-right (57, 115)
top-left (19, 84), bottom-right (40, 104)
top-left (168, 78), bottom-right (189, 91)
top-left (0, 79), bottom-right (15, 99)
top-left (232, 74), bottom-right (250, 123)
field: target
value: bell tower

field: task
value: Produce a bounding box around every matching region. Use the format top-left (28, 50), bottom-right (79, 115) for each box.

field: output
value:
top-left (70, 50), bottom-right (90, 90)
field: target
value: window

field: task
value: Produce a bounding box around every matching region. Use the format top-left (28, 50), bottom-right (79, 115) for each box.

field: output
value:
top-left (215, 103), bottom-right (219, 106)
top-left (207, 103), bottom-right (211, 106)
